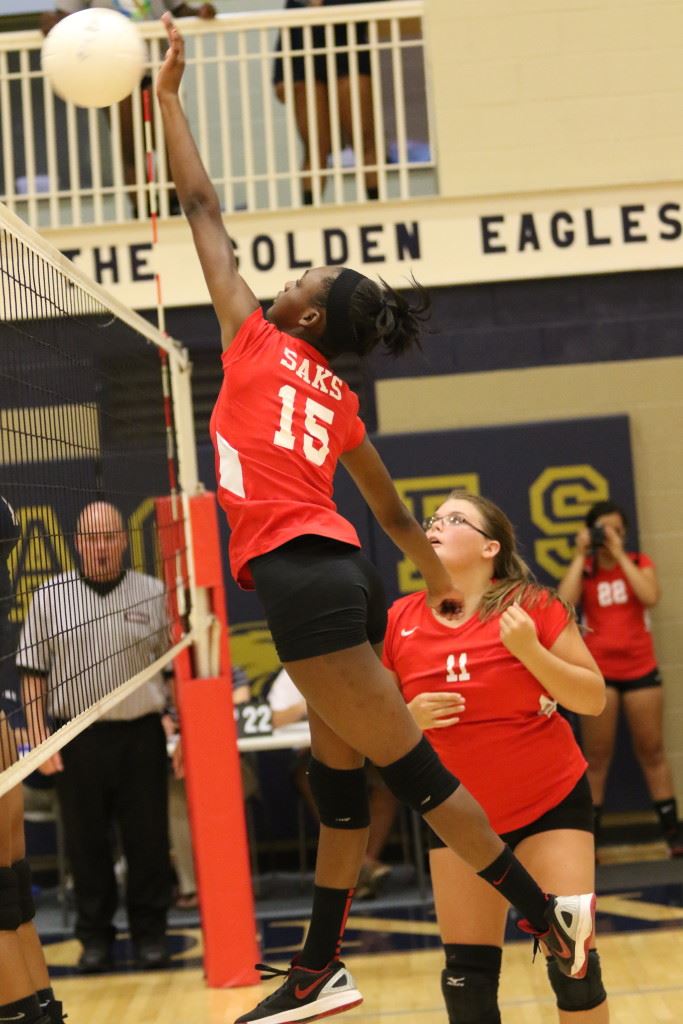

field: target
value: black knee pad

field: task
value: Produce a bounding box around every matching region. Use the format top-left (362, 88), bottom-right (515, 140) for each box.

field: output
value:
top-left (12, 858), bottom-right (36, 923)
top-left (377, 737), bottom-right (459, 813)
top-left (307, 757), bottom-right (370, 829)
top-left (442, 944), bottom-right (502, 1024)
top-left (0, 866), bottom-right (22, 931)
top-left (546, 949), bottom-right (607, 1011)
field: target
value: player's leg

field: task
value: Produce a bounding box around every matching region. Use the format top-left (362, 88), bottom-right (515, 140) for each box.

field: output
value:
top-left (55, 728), bottom-right (117, 971)
top-left (515, 829), bottom-right (608, 1022)
top-left (622, 680), bottom-right (683, 852)
top-left (430, 835), bottom-right (508, 1024)
top-left (235, 708), bottom-right (365, 1024)
top-left (116, 715), bottom-right (171, 968)
top-left (10, 813), bottom-right (64, 1024)
top-left (580, 686), bottom-right (620, 843)
top-left (287, 643), bottom-right (594, 980)
top-left (292, 81), bottom-right (331, 202)
top-left (0, 715), bottom-right (48, 1024)
top-left (337, 75), bottom-right (378, 198)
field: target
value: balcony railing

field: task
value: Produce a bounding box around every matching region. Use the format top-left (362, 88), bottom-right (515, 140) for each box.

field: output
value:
top-left (0, 1), bottom-right (433, 229)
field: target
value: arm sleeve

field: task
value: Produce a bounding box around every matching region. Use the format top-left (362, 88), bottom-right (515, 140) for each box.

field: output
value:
top-left (221, 307), bottom-right (275, 367)
top-left (16, 589), bottom-right (51, 675)
top-left (342, 414), bottom-right (366, 454)
top-left (534, 593), bottom-right (572, 650)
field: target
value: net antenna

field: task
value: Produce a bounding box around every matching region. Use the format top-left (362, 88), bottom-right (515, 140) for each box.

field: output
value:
top-left (0, 200), bottom-right (209, 797)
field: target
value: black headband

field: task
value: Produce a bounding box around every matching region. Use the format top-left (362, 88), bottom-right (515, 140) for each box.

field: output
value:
top-left (324, 268), bottom-right (367, 353)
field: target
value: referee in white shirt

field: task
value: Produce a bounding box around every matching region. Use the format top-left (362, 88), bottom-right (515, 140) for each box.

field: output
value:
top-left (17, 502), bottom-right (173, 974)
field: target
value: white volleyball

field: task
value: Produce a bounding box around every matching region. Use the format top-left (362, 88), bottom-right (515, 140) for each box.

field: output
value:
top-left (41, 8), bottom-right (146, 108)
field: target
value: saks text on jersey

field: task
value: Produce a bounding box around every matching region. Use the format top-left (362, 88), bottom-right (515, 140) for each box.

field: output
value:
top-left (280, 348), bottom-right (343, 400)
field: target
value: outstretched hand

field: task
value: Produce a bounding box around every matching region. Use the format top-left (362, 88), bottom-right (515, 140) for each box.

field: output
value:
top-left (157, 13), bottom-right (185, 99)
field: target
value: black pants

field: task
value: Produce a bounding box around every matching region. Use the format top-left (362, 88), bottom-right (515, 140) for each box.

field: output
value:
top-left (56, 713), bottom-right (171, 947)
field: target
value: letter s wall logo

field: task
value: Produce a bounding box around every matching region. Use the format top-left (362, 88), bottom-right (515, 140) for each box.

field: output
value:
top-left (529, 465), bottom-right (609, 580)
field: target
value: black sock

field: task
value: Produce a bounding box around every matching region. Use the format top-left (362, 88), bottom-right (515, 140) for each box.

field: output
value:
top-left (477, 845), bottom-right (547, 933)
top-left (298, 885), bottom-right (354, 970)
top-left (302, 189), bottom-right (314, 206)
top-left (366, 186), bottom-right (379, 200)
top-left (37, 987), bottom-right (63, 1024)
top-left (653, 797), bottom-right (679, 840)
top-left (0, 995), bottom-right (43, 1024)
top-left (37, 987), bottom-right (55, 1007)
top-left (593, 804), bottom-right (603, 844)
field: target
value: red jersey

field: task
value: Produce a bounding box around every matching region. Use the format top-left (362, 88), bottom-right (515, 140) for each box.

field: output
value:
top-left (383, 590), bottom-right (587, 834)
top-left (581, 553), bottom-right (656, 679)
top-left (209, 309), bottom-right (365, 588)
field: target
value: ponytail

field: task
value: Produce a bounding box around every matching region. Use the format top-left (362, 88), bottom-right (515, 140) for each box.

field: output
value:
top-left (317, 269), bottom-right (430, 358)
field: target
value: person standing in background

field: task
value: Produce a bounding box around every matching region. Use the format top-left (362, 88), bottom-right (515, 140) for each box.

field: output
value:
top-left (273, 0), bottom-right (379, 204)
top-left (558, 499), bottom-right (683, 856)
top-left (17, 502), bottom-right (174, 973)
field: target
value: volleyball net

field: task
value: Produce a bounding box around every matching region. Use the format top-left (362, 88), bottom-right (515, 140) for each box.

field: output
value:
top-left (0, 201), bottom-right (204, 797)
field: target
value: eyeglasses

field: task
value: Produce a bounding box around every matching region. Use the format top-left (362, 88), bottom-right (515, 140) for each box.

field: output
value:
top-left (422, 511), bottom-right (492, 539)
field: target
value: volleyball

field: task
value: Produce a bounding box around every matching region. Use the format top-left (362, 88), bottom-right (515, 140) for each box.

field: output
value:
top-left (41, 8), bottom-right (146, 108)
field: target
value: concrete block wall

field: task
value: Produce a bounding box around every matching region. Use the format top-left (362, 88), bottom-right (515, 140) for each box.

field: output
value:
top-left (426, 0), bottom-right (683, 197)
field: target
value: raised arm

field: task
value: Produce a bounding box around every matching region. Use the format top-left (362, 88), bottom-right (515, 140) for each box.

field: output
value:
top-left (499, 607), bottom-right (605, 715)
top-left (340, 436), bottom-right (462, 616)
top-left (557, 527), bottom-right (590, 607)
top-left (156, 15), bottom-right (259, 348)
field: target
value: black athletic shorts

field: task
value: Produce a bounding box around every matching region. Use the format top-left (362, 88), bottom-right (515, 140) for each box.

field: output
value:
top-left (427, 772), bottom-right (594, 851)
top-left (249, 535), bottom-right (387, 662)
top-left (605, 667), bottom-right (661, 693)
top-left (273, 1), bottom-right (371, 85)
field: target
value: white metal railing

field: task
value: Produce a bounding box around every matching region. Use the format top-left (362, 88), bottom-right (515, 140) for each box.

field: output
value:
top-left (0, 1), bottom-right (433, 229)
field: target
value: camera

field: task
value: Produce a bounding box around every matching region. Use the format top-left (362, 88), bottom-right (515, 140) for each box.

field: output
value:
top-left (590, 525), bottom-right (606, 548)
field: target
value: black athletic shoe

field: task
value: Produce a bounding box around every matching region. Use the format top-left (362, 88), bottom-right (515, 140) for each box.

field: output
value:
top-left (234, 960), bottom-right (362, 1024)
top-left (77, 941), bottom-right (113, 974)
top-left (518, 893), bottom-right (595, 979)
top-left (42, 999), bottom-right (67, 1024)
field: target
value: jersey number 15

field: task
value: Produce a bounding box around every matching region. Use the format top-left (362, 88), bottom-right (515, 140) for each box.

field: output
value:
top-left (273, 384), bottom-right (334, 467)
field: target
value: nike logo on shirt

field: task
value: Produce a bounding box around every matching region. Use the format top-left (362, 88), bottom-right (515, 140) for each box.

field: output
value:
top-left (400, 627), bottom-right (418, 637)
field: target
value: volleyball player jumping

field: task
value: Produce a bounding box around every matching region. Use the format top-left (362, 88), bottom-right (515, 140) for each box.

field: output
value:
top-left (157, 18), bottom-right (596, 1023)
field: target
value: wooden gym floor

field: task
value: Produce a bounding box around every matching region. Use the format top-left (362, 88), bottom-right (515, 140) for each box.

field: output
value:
top-left (37, 845), bottom-right (683, 1024)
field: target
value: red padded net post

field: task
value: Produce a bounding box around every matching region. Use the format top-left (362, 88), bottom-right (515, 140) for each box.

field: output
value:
top-left (156, 492), bottom-right (260, 987)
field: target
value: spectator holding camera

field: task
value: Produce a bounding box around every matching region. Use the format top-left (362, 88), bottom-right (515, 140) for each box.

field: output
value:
top-left (558, 500), bottom-right (683, 856)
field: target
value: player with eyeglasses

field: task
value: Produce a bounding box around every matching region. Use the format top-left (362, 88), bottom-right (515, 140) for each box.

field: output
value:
top-left (384, 491), bottom-right (610, 1024)
top-left (423, 510), bottom-right (493, 537)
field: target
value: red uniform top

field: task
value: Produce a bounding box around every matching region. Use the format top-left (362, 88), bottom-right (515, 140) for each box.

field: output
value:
top-left (209, 309), bottom-right (365, 588)
top-left (581, 553), bottom-right (656, 679)
top-left (383, 590), bottom-right (587, 834)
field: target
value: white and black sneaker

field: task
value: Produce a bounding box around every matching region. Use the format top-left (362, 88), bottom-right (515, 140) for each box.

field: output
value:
top-left (234, 960), bottom-right (362, 1024)
top-left (519, 893), bottom-right (595, 979)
